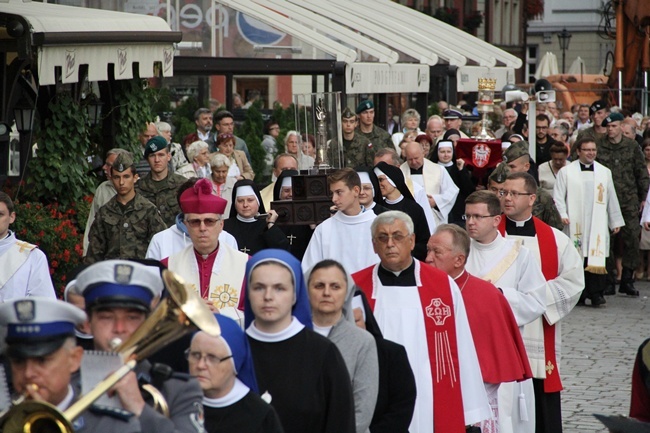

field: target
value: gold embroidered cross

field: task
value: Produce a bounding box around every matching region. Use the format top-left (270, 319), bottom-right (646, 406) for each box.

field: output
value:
top-left (546, 360), bottom-right (555, 375)
top-left (15, 241), bottom-right (33, 253)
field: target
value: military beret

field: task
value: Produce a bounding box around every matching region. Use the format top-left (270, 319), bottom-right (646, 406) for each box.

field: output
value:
top-left (0, 297), bottom-right (87, 358)
top-left (488, 162), bottom-right (510, 184)
top-left (590, 99), bottom-right (608, 114)
top-left (442, 108), bottom-right (463, 119)
top-left (503, 140), bottom-right (529, 162)
top-left (112, 152), bottom-right (134, 172)
top-left (144, 136), bottom-right (168, 158)
top-left (341, 107), bottom-right (355, 119)
top-left (356, 100), bottom-right (374, 114)
top-left (601, 112), bottom-right (624, 126)
top-left (76, 260), bottom-right (164, 313)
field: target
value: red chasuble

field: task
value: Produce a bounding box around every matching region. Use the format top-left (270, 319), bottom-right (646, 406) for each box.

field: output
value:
top-left (499, 216), bottom-right (563, 392)
top-left (457, 271), bottom-right (533, 384)
top-left (353, 262), bottom-right (466, 433)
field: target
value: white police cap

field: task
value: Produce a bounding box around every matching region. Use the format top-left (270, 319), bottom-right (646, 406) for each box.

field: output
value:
top-left (0, 297), bottom-right (87, 358)
top-left (76, 260), bottom-right (164, 312)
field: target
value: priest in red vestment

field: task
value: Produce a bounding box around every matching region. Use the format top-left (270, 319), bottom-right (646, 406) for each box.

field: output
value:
top-left (426, 224), bottom-right (533, 433)
top-left (352, 210), bottom-right (490, 433)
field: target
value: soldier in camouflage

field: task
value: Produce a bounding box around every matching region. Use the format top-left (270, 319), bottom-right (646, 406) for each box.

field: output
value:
top-left (355, 100), bottom-right (394, 151)
top-left (596, 112), bottom-right (649, 296)
top-left (329, 107), bottom-right (376, 168)
top-left (499, 142), bottom-right (564, 230)
top-left (574, 99), bottom-right (609, 150)
top-left (136, 136), bottom-right (188, 226)
top-left (86, 152), bottom-right (167, 264)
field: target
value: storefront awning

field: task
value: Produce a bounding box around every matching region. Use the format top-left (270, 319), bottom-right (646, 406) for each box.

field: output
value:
top-left (0, 0), bottom-right (182, 85)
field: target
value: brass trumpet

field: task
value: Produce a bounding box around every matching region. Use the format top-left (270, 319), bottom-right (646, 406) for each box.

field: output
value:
top-left (0, 270), bottom-right (220, 433)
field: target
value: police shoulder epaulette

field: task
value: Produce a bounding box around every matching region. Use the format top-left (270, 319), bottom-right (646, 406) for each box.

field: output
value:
top-left (89, 404), bottom-right (135, 422)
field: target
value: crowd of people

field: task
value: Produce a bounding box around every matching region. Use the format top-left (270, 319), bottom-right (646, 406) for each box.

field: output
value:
top-left (2, 95), bottom-right (650, 432)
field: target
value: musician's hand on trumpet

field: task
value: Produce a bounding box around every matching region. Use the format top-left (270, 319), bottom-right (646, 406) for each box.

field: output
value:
top-left (108, 371), bottom-right (145, 416)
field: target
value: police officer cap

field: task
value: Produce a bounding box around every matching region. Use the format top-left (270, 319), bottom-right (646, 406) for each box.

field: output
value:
top-left (601, 112), bottom-right (624, 127)
top-left (0, 297), bottom-right (87, 358)
top-left (356, 100), bottom-right (374, 114)
top-left (144, 136), bottom-right (168, 158)
top-left (590, 100), bottom-right (608, 114)
top-left (341, 107), bottom-right (355, 119)
top-left (489, 162), bottom-right (510, 184)
top-left (76, 260), bottom-right (164, 313)
top-left (112, 152), bottom-right (134, 173)
top-left (503, 140), bottom-right (529, 162)
top-left (442, 108), bottom-right (463, 119)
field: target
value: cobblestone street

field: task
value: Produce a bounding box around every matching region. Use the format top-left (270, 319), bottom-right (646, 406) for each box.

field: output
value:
top-left (562, 282), bottom-right (650, 432)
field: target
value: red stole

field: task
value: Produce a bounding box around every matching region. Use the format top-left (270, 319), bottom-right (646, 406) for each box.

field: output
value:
top-left (353, 262), bottom-right (466, 433)
top-left (499, 216), bottom-right (563, 392)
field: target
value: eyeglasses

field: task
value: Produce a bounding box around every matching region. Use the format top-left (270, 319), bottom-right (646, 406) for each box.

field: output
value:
top-left (374, 233), bottom-right (409, 244)
top-left (184, 349), bottom-right (233, 366)
top-left (497, 190), bottom-right (535, 198)
top-left (462, 214), bottom-right (497, 221)
top-left (185, 218), bottom-right (220, 228)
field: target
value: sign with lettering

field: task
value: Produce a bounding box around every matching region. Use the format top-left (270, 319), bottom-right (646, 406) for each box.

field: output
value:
top-left (345, 63), bottom-right (429, 94)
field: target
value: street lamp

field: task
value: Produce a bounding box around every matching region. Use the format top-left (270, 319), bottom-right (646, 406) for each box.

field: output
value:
top-left (557, 28), bottom-right (572, 74)
top-left (84, 93), bottom-right (104, 126)
top-left (13, 99), bottom-right (35, 133)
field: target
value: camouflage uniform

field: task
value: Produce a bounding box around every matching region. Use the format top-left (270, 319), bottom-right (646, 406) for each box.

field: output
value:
top-left (85, 194), bottom-right (167, 264)
top-left (534, 188), bottom-right (564, 231)
top-left (596, 135), bottom-right (649, 268)
top-left (136, 172), bottom-right (187, 226)
top-left (330, 134), bottom-right (376, 168)
top-left (356, 125), bottom-right (393, 150)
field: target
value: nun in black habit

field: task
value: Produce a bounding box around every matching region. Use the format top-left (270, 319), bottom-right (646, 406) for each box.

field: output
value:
top-left (372, 161), bottom-right (431, 261)
top-left (223, 179), bottom-right (290, 255)
top-left (271, 170), bottom-right (314, 261)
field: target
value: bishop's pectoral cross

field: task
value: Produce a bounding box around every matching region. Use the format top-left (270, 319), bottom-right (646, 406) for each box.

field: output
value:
top-left (240, 246), bottom-right (250, 254)
top-left (287, 234), bottom-right (297, 246)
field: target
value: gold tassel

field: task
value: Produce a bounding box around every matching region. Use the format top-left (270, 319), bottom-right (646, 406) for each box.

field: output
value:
top-left (584, 265), bottom-right (607, 274)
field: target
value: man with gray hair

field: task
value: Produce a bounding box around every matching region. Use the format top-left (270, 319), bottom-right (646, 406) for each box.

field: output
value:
top-left (183, 107), bottom-right (216, 150)
top-left (495, 108), bottom-right (518, 138)
top-left (83, 148), bottom-right (129, 255)
top-left (425, 115), bottom-right (444, 144)
top-left (353, 210), bottom-right (490, 433)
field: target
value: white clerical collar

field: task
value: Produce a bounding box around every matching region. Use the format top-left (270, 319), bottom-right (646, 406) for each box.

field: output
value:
top-left (202, 378), bottom-right (249, 408)
top-left (0, 231), bottom-right (13, 243)
top-left (452, 270), bottom-right (466, 280)
top-left (385, 195), bottom-right (404, 205)
top-left (438, 161), bottom-right (453, 167)
top-left (366, 202), bottom-right (376, 210)
top-left (246, 316), bottom-right (304, 342)
top-left (312, 323), bottom-right (332, 337)
top-left (471, 232), bottom-right (505, 251)
top-left (236, 215), bottom-right (256, 223)
top-left (506, 215), bottom-right (532, 227)
top-left (57, 385), bottom-right (75, 411)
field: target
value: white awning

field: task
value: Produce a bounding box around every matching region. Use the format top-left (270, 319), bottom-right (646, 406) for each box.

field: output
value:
top-left (0, 0), bottom-right (181, 85)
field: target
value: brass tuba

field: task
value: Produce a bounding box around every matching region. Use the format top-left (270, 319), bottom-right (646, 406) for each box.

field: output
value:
top-left (0, 270), bottom-right (220, 433)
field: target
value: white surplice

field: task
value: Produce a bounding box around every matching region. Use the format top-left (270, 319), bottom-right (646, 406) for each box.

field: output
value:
top-left (503, 220), bottom-right (584, 379)
top-left (466, 233), bottom-right (547, 433)
top-left (302, 209), bottom-right (378, 275)
top-left (0, 232), bottom-right (56, 301)
top-left (401, 159), bottom-right (459, 225)
top-left (368, 262), bottom-right (491, 433)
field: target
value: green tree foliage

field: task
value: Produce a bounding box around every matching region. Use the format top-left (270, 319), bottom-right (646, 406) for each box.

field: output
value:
top-left (238, 101), bottom-right (267, 183)
top-left (112, 79), bottom-right (155, 155)
top-left (171, 97), bottom-right (200, 144)
top-left (26, 92), bottom-right (95, 206)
